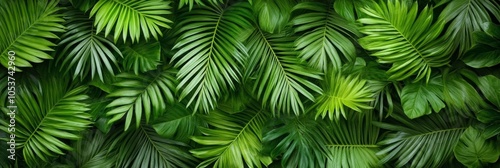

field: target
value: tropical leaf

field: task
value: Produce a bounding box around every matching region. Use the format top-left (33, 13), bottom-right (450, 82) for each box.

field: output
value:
top-left (0, 74), bottom-right (92, 167)
top-left (190, 106), bottom-right (271, 168)
top-left (476, 109), bottom-right (500, 139)
top-left (439, 0), bottom-right (500, 56)
top-left (462, 22), bottom-right (500, 68)
top-left (69, 0), bottom-right (98, 12)
top-left (323, 112), bottom-right (381, 168)
top-left (251, 0), bottom-right (295, 33)
top-left (177, 0), bottom-right (224, 10)
top-left (333, 0), bottom-right (374, 22)
top-left (153, 103), bottom-right (204, 142)
top-left (109, 124), bottom-right (197, 167)
top-left (0, 0), bottom-right (65, 70)
top-left (477, 75), bottom-right (500, 107)
top-left (57, 9), bottom-right (122, 81)
top-left (442, 70), bottom-right (487, 117)
top-left (172, 2), bottom-right (252, 113)
top-left (90, 0), bottom-right (173, 43)
top-left (263, 114), bottom-right (329, 167)
top-left (315, 72), bottom-right (375, 120)
top-left (120, 41), bottom-right (161, 74)
top-left (106, 67), bottom-right (177, 130)
top-left (358, 0), bottom-right (451, 82)
top-left (245, 29), bottom-right (322, 115)
top-left (66, 130), bottom-right (115, 168)
top-left (454, 127), bottom-right (500, 167)
top-left (375, 111), bottom-right (467, 168)
top-left (400, 75), bottom-right (445, 119)
top-left (292, 1), bottom-right (359, 72)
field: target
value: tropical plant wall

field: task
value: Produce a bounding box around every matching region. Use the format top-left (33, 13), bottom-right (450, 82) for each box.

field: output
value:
top-left (1, 0), bottom-right (500, 167)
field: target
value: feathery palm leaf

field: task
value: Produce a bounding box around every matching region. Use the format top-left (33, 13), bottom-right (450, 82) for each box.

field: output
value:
top-left (0, 74), bottom-right (92, 167)
top-left (106, 67), bottom-right (177, 130)
top-left (375, 110), bottom-right (467, 168)
top-left (245, 29), bottom-right (322, 115)
top-left (292, 1), bottom-right (359, 72)
top-left (462, 22), bottom-right (500, 68)
top-left (120, 41), bottom-right (161, 74)
top-left (191, 106), bottom-right (271, 168)
top-left (172, 2), bottom-right (252, 113)
top-left (439, 0), bottom-right (500, 56)
top-left (323, 112), bottom-right (381, 168)
top-left (315, 72), bottom-right (375, 120)
top-left (400, 75), bottom-right (445, 119)
top-left (109, 124), bottom-right (197, 167)
top-left (0, 0), bottom-right (65, 70)
top-left (358, 0), bottom-right (451, 82)
top-left (90, 0), bottom-right (173, 43)
top-left (58, 9), bottom-right (122, 81)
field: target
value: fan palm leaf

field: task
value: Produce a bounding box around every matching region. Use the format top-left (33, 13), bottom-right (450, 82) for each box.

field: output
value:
top-left (190, 105), bottom-right (271, 168)
top-left (358, 0), bottom-right (451, 82)
top-left (57, 9), bottom-right (122, 81)
top-left (0, 0), bottom-right (65, 70)
top-left (244, 29), bottom-right (322, 115)
top-left (292, 1), bottom-right (359, 72)
top-left (90, 0), bottom-right (173, 43)
top-left (171, 2), bottom-right (252, 113)
top-left (106, 67), bottom-right (177, 130)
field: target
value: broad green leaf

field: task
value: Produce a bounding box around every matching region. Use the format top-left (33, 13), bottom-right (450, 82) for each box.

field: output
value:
top-left (153, 103), bottom-right (203, 142)
top-left (477, 75), bottom-right (500, 108)
top-left (333, 0), bottom-right (374, 22)
top-left (358, 0), bottom-right (452, 82)
top-left (121, 42), bottom-right (161, 74)
top-left (0, 0), bottom-right (65, 70)
top-left (442, 71), bottom-right (487, 117)
top-left (454, 127), bottom-right (500, 167)
top-left (251, 0), bottom-right (295, 33)
top-left (462, 22), bottom-right (500, 68)
top-left (401, 76), bottom-right (445, 119)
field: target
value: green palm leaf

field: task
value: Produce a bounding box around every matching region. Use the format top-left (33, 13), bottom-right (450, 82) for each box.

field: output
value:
top-left (0, 0), bottom-right (65, 70)
top-left (375, 111), bottom-right (467, 168)
top-left (0, 74), bottom-right (92, 167)
top-left (120, 41), bottom-right (161, 74)
top-left (439, 0), bottom-right (500, 56)
top-left (292, 1), bottom-right (359, 72)
top-left (58, 9), bottom-right (122, 81)
top-left (90, 0), bottom-right (173, 43)
top-left (245, 29), bottom-right (322, 115)
top-left (109, 124), bottom-right (197, 167)
top-left (315, 72), bottom-right (375, 120)
top-left (190, 106), bottom-right (271, 168)
top-left (172, 2), bottom-right (252, 113)
top-left (106, 67), bottom-right (177, 130)
top-left (358, 0), bottom-right (451, 82)
top-left (454, 126), bottom-right (500, 167)
top-left (400, 75), bottom-right (445, 119)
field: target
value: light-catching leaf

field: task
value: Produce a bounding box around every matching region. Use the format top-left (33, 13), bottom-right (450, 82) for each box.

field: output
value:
top-left (401, 76), bottom-right (445, 119)
top-left (454, 127), bottom-right (500, 167)
top-left (477, 75), bottom-right (500, 108)
top-left (251, 0), bottom-right (295, 33)
top-left (462, 22), bottom-right (500, 68)
top-left (442, 70), bottom-right (487, 117)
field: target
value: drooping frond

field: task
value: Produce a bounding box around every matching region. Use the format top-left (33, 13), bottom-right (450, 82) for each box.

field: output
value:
top-left (0, 0), bottom-right (65, 70)
top-left (172, 2), bottom-right (253, 113)
top-left (90, 0), bottom-right (173, 43)
top-left (358, 0), bottom-right (452, 82)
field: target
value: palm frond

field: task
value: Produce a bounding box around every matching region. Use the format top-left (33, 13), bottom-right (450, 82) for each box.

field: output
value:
top-left (245, 29), bottom-right (322, 115)
top-left (120, 41), bottom-right (161, 74)
top-left (292, 1), bottom-right (359, 72)
top-left (90, 0), bottom-right (173, 43)
top-left (439, 0), bottom-right (500, 56)
top-left (109, 124), bottom-right (197, 167)
top-left (400, 75), bottom-right (445, 119)
top-left (0, 0), bottom-right (65, 70)
top-left (358, 0), bottom-right (451, 82)
top-left (454, 126), bottom-right (500, 167)
top-left (106, 67), bottom-right (177, 130)
top-left (323, 112), bottom-right (381, 168)
top-left (462, 22), bottom-right (500, 68)
top-left (172, 2), bottom-right (253, 113)
top-left (315, 72), bottom-right (375, 120)
top-left (57, 9), bottom-right (122, 81)
top-left (190, 106), bottom-right (271, 168)
top-left (0, 74), bottom-right (92, 167)
top-left (375, 110), bottom-right (468, 168)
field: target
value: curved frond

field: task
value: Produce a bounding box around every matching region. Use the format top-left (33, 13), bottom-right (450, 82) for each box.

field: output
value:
top-left (109, 124), bottom-right (197, 167)
top-left (106, 67), bottom-right (177, 130)
top-left (0, 76), bottom-right (92, 167)
top-left (439, 0), bottom-right (500, 56)
top-left (58, 9), bottom-right (122, 81)
top-left (358, 0), bottom-right (451, 82)
top-left (315, 72), bottom-right (375, 120)
top-left (120, 41), bottom-right (161, 74)
top-left (0, 0), bottom-right (65, 70)
top-left (292, 2), bottom-right (359, 72)
top-left (245, 29), bottom-right (322, 115)
top-left (90, 0), bottom-right (173, 43)
top-left (172, 3), bottom-right (253, 113)
top-left (190, 106), bottom-right (271, 168)
top-left (375, 111), bottom-right (467, 168)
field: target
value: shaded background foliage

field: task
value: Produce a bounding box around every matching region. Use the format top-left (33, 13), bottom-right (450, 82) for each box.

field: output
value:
top-left (1, 0), bottom-right (500, 167)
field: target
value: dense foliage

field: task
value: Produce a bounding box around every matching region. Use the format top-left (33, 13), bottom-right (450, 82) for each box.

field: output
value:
top-left (1, 0), bottom-right (500, 167)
